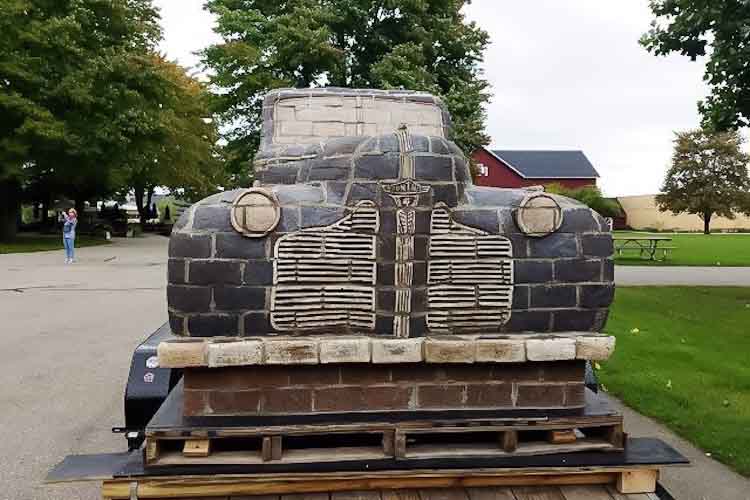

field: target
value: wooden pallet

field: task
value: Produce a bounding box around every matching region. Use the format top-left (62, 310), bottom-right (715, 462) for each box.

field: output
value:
top-left (144, 417), bottom-right (625, 467)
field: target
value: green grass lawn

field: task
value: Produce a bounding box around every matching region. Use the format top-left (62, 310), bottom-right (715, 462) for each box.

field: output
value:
top-left (600, 287), bottom-right (750, 475)
top-left (614, 231), bottom-right (750, 266)
top-left (0, 233), bottom-right (111, 254)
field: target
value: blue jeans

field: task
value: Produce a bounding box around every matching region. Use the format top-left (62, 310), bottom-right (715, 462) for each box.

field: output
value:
top-left (63, 237), bottom-right (75, 261)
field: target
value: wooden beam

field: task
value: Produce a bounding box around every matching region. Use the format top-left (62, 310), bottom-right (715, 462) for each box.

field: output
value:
top-left (547, 430), bottom-right (577, 445)
top-left (607, 425), bottom-right (625, 448)
top-left (271, 435), bottom-right (283, 461)
top-left (262, 437), bottom-right (273, 462)
top-left (394, 431), bottom-right (406, 459)
top-left (144, 439), bottom-right (160, 464)
top-left (616, 469), bottom-right (658, 494)
top-left (382, 431), bottom-right (395, 457)
top-left (501, 431), bottom-right (518, 453)
top-left (102, 472), bottom-right (617, 499)
top-left (183, 439), bottom-right (211, 458)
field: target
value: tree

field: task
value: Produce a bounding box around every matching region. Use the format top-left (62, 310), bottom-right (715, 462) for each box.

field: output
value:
top-left (110, 53), bottom-right (224, 226)
top-left (641, 1), bottom-right (750, 130)
top-left (0, 0), bottom-right (162, 240)
top-left (545, 183), bottom-right (622, 218)
top-left (202, 0), bottom-right (490, 180)
top-left (657, 129), bottom-right (750, 234)
top-left (0, 0), bottom-right (66, 239)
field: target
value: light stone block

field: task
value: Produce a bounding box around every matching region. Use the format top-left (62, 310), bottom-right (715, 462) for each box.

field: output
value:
top-left (419, 107), bottom-right (442, 124)
top-left (313, 121), bottom-right (347, 137)
top-left (279, 97), bottom-right (307, 109)
top-left (362, 123), bottom-right (378, 136)
top-left (370, 109), bottom-right (394, 124)
top-left (371, 338), bottom-right (424, 363)
top-left (274, 106), bottom-right (295, 121)
top-left (207, 340), bottom-right (263, 368)
top-left (390, 109), bottom-right (422, 125)
top-left (278, 120), bottom-right (313, 137)
top-left (410, 125), bottom-right (442, 136)
top-left (319, 337), bottom-right (371, 363)
top-left (345, 123), bottom-right (359, 136)
top-left (275, 135), bottom-right (313, 144)
top-left (264, 339), bottom-right (319, 365)
top-left (576, 335), bottom-right (616, 361)
top-left (475, 338), bottom-right (526, 363)
top-left (157, 340), bottom-right (206, 368)
top-left (525, 337), bottom-right (576, 361)
top-left (318, 96), bottom-right (344, 107)
top-left (424, 338), bottom-right (475, 363)
top-left (329, 107), bottom-right (358, 122)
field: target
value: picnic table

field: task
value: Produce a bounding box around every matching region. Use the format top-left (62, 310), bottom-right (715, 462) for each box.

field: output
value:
top-left (613, 235), bottom-right (675, 261)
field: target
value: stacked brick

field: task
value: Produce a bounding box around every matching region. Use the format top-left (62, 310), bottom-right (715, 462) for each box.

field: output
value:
top-left (183, 362), bottom-right (585, 417)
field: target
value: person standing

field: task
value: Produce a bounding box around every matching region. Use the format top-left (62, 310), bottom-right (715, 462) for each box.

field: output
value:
top-left (63, 208), bottom-right (78, 263)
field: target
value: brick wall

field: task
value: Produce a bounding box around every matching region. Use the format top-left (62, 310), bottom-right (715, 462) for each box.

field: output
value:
top-left (183, 361), bottom-right (585, 417)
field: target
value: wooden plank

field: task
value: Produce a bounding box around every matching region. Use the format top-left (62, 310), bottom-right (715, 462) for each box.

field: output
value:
top-left (512, 486), bottom-right (566, 500)
top-left (605, 485), bottom-right (650, 500)
top-left (382, 431), bottom-right (395, 457)
top-left (382, 489), bottom-right (421, 500)
top-left (148, 416), bottom-right (623, 439)
top-left (606, 425), bottom-right (625, 448)
top-left (262, 436), bottom-right (284, 462)
top-left (501, 431), bottom-right (518, 453)
top-left (332, 491), bottom-right (382, 500)
top-left (615, 470), bottom-right (658, 494)
top-left (406, 440), bottom-right (616, 460)
top-left (418, 487), bottom-right (469, 500)
top-left (262, 436), bottom-right (272, 462)
top-left (548, 430), bottom-right (577, 445)
top-left (182, 439), bottom-right (211, 458)
top-left (272, 435), bottom-right (284, 461)
top-left (394, 431), bottom-right (406, 459)
top-left (144, 439), bottom-right (160, 463)
top-left (466, 486), bottom-right (516, 500)
top-left (154, 446), bottom-right (385, 466)
top-left (559, 485), bottom-right (614, 500)
top-left (394, 419), bottom-right (622, 436)
top-left (102, 473), bottom-right (617, 499)
top-left (282, 494), bottom-right (330, 500)
top-left (149, 439), bottom-right (618, 468)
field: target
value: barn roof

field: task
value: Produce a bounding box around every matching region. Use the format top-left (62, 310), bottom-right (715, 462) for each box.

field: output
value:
top-left (488, 149), bottom-right (600, 179)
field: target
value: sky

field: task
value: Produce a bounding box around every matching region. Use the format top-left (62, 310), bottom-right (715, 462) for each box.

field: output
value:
top-left (152, 0), bottom-right (710, 197)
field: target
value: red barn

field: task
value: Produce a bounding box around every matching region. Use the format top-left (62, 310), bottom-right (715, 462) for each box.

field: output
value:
top-left (472, 147), bottom-right (599, 189)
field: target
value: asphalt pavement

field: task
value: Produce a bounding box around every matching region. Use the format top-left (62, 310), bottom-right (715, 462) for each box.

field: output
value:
top-left (615, 265), bottom-right (750, 286)
top-left (0, 235), bottom-right (168, 500)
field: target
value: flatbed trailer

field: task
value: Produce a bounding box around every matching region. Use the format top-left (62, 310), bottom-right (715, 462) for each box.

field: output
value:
top-left (48, 435), bottom-right (686, 499)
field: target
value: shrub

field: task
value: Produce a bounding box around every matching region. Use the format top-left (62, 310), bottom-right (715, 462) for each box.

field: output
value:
top-left (545, 183), bottom-right (622, 218)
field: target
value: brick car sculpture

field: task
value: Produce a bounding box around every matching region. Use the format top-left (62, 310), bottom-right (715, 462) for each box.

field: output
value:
top-left (161, 88), bottom-right (615, 420)
top-left (46, 89), bottom-right (691, 499)
top-left (158, 87), bottom-right (616, 446)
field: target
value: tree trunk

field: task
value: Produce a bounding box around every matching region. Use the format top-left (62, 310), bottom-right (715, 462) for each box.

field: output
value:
top-left (41, 198), bottom-right (50, 226)
top-left (75, 199), bottom-right (86, 224)
top-left (146, 186), bottom-right (154, 222)
top-left (703, 211), bottom-right (712, 235)
top-left (0, 178), bottom-right (21, 242)
top-left (134, 184), bottom-right (147, 228)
